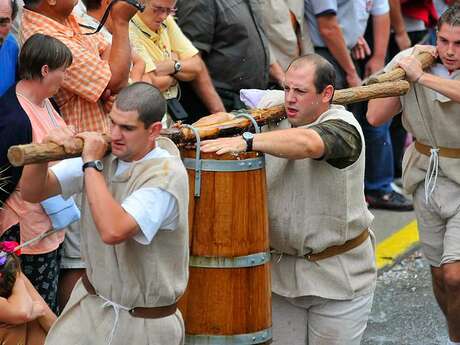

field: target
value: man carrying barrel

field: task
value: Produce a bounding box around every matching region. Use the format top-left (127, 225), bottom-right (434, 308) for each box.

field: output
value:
top-left (19, 82), bottom-right (189, 345)
top-left (367, 5), bottom-right (460, 345)
top-left (201, 53), bottom-right (376, 345)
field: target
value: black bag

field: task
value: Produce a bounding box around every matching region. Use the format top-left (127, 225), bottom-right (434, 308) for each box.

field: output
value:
top-left (167, 98), bottom-right (189, 121)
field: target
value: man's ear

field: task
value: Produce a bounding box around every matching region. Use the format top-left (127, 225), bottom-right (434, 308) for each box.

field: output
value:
top-left (148, 122), bottom-right (163, 141)
top-left (41, 65), bottom-right (49, 78)
top-left (322, 85), bottom-right (334, 103)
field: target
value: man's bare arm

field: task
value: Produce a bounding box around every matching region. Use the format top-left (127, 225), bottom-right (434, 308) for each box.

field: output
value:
top-left (201, 128), bottom-right (325, 160)
top-left (365, 13), bottom-right (391, 77)
top-left (367, 96), bottom-right (402, 126)
top-left (153, 54), bottom-right (203, 81)
top-left (317, 14), bottom-right (361, 87)
top-left (20, 165), bottom-right (62, 203)
top-left (389, 0), bottom-right (411, 50)
top-left (77, 132), bottom-right (140, 245)
top-left (104, 2), bottom-right (138, 93)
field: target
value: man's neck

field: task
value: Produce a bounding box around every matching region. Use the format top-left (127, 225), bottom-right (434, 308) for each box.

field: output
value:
top-left (30, 5), bottom-right (69, 25)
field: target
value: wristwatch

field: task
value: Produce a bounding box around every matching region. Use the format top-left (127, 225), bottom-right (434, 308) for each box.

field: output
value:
top-left (172, 60), bottom-right (182, 75)
top-left (242, 132), bottom-right (254, 152)
top-left (82, 160), bottom-right (104, 172)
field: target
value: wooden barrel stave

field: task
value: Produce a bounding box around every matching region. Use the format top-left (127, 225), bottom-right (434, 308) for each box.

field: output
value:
top-left (179, 149), bottom-right (272, 344)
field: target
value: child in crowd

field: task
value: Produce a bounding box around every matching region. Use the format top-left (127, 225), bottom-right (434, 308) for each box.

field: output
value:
top-left (0, 241), bottom-right (56, 345)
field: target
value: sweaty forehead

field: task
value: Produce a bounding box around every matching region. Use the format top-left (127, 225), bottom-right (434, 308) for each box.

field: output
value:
top-left (0, 0), bottom-right (12, 19)
top-left (285, 65), bottom-right (315, 87)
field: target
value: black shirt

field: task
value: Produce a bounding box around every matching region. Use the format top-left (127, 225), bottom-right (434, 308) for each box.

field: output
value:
top-left (176, 0), bottom-right (270, 92)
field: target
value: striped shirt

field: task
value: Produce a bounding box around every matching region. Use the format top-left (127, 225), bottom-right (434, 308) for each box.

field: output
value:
top-left (21, 8), bottom-right (112, 133)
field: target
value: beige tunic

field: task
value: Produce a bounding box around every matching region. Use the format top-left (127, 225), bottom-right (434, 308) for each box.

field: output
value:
top-left (400, 67), bottom-right (460, 194)
top-left (45, 138), bottom-right (189, 345)
top-left (383, 49), bottom-right (460, 194)
top-left (266, 105), bottom-right (376, 300)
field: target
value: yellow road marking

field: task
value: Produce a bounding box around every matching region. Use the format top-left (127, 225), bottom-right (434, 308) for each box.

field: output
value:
top-left (376, 220), bottom-right (419, 269)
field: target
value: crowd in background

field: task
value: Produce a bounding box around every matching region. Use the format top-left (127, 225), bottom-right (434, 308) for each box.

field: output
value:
top-left (0, 0), bottom-right (458, 343)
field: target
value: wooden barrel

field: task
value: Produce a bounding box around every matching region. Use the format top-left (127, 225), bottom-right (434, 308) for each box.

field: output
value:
top-left (178, 148), bottom-right (272, 345)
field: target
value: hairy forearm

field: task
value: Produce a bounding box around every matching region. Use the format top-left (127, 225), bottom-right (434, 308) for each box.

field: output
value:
top-left (253, 128), bottom-right (325, 160)
top-left (106, 22), bottom-right (132, 92)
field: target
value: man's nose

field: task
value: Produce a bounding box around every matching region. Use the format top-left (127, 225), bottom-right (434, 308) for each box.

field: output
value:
top-left (111, 125), bottom-right (121, 139)
top-left (285, 89), bottom-right (296, 103)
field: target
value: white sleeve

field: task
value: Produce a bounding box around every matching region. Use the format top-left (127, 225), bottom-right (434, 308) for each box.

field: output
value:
top-left (121, 187), bottom-right (179, 245)
top-left (310, 0), bottom-right (337, 16)
top-left (371, 0), bottom-right (389, 16)
top-left (50, 157), bottom-right (84, 199)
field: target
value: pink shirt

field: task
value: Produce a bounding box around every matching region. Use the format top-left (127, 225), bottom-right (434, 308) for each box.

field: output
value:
top-left (0, 93), bottom-right (66, 254)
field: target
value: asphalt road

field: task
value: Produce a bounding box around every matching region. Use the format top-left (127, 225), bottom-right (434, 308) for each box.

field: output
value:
top-left (362, 250), bottom-right (447, 345)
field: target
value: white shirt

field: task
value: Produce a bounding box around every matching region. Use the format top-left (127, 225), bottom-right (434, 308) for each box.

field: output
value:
top-left (305, 0), bottom-right (389, 48)
top-left (51, 147), bottom-right (179, 245)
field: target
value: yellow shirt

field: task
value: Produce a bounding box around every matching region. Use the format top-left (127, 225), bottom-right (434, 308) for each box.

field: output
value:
top-left (129, 14), bottom-right (198, 99)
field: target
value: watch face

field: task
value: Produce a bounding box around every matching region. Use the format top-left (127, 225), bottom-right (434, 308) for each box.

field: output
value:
top-left (95, 160), bottom-right (104, 171)
top-left (243, 132), bottom-right (254, 140)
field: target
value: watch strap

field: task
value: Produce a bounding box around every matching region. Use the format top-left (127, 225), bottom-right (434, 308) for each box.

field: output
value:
top-left (243, 133), bottom-right (253, 152)
top-left (82, 160), bottom-right (103, 172)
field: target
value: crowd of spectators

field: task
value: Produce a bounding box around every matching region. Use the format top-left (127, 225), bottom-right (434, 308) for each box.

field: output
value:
top-left (0, 0), bottom-right (458, 343)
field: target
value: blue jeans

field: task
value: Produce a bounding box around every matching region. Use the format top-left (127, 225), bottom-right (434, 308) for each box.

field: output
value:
top-left (354, 108), bottom-right (394, 193)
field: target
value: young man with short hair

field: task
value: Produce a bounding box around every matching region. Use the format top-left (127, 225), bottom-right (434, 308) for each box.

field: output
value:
top-left (368, 5), bottom-right (460, 344)
top-left (21, 82), bottom-right (189, 345)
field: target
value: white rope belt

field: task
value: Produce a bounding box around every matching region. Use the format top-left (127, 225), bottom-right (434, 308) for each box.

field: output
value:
top-left (424, 147), bottom-right (440, 204)
top-left (98, 294), bottom-right (131, 345)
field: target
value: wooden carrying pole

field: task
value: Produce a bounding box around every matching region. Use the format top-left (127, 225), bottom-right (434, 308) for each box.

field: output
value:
top-left (365, 51), bottom-right (435, 85)
top-left (7, 134), bottom-right (111, 167)
top-left (8, 80), bottom-right (410, 167)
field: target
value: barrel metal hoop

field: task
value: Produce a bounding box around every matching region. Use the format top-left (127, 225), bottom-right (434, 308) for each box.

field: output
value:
top-left (182, 124), bottom-right (202, 197)
top-left (234, 112), bottom-right (261, 133)
top-left (189, 251), bottom-right (270, 268)
top-left (183, 156), bottom-right (264, 172)
top-left (185, 328), bottom-right (272, 345)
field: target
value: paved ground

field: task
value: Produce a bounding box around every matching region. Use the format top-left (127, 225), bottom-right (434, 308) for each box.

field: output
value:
top-left (362, 250), bottom-right (447, 345)
top-left (371, 208), bottom-right (415, 243)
